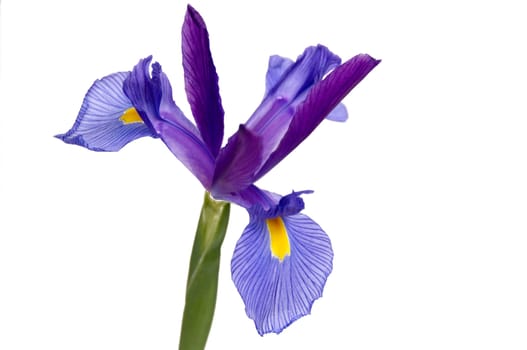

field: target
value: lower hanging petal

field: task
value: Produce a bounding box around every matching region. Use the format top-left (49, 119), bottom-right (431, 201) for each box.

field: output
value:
top-left (55, 72), bottom-right (157, 151)
top-left (231, 212), bottom-right (333, 335)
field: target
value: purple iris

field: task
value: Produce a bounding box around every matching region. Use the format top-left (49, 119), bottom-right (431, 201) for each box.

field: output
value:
top-left (56, 5), bottom-right (379, 335)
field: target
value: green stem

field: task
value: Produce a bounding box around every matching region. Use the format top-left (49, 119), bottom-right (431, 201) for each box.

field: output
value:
top-left (179, 192), bottom-right (230, 350)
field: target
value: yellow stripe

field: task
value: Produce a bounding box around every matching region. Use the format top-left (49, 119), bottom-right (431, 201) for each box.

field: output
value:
top-left (266, 217), bottom-right (290, 262)
top-left (119, 107), bottom-right (143, 124)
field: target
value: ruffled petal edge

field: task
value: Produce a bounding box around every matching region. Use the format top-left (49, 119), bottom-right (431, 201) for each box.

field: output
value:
top-left (232, 210), bottom-right (333, 335)
top-left (55, 72), bottom-right (157, 152)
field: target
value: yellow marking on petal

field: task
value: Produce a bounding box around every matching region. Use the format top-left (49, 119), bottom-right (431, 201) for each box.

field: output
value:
top-left (119, 107), bottom-right (143, 124)
top-left (266, 217), bottom-right (290, 262)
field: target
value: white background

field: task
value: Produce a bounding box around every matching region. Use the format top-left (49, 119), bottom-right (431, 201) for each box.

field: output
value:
top-left (1, 0), bottom-right (526, 349)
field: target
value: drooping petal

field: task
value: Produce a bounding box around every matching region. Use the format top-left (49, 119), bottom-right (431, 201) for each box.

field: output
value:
top-left (123, 57), bottom-right (215, 188)
top-left (243, 46), bottom-right (343, 166)
top-left (55, 72), bottom-right (157, 151)
top-left (182, 5), bottom-right (224, 157)
top-left (255, 53), bottom-right (381, 179)
top-left (211, 125), bottom-right (263, 195)
top-left (231, 212), bottom-right (333, 335)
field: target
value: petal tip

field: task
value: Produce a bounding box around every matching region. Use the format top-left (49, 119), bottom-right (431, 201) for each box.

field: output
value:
top-left (363, 53), bottom-right (382, 66)
top-left (185, 4), bottom-right (206, 28)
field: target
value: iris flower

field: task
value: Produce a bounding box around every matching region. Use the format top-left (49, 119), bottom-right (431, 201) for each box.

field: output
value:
top-left (56, 5), bottom-right (379, 336)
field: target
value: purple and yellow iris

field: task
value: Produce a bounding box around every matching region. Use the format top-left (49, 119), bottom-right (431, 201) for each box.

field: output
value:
top-left (56, 5), bottom-right (379, 335)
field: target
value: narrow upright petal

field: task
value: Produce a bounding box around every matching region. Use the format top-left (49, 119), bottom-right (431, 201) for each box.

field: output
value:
top-left (231, 209), bottom-right (333, 335)
top-left (265, 45), bottom-right (341, 102)
top-left (256, 53), bottom-right (381, 179)
top-left (265, 54), bottom-right (348, 123)
top-left (246, 45), bottom-right (341, 133)
top-left (242, 46), bottom-right (343, 167)
top-left (123, 57), bottom-right (215, 188)
top-left (182, 5), bottom-right (224, 158)
top-left (55, 72), bottom-right (157, 151)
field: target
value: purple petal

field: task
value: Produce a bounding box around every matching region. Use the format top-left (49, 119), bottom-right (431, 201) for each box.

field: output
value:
top-left (269, 190), bottom-right (313, 217)
top-left (244, 46), bottom-right (342, 166)
top-left (231, 211), bottom-right (333, 335)
top-left (325, 103), bottom-right (348, 122)
top-left (211, 125), bottom-right (263, 195)
top-left (256, 53), bottom-right (381, 179)
top-left (264, 55), bottom-right (294, 94)
top-left (213, 184), bottom-right (276, 211)
top-left (265, 54), bottom-right (348, 123)
top-left (182, 5), bottom-right (224, 158)
top-left (246, 46), bottom-right (341, 132)
top-left (55, 72), bottom-right (157, 151)
top-left (265, 45), bottom-right (341, 102)
top-left (123, 57), bottom-right (215, 189)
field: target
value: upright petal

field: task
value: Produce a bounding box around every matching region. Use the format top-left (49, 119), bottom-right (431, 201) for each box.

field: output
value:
top-left (55, 72), bottom-right (157, 151)
top-left (231, 211), bottom-right (333, 335)
top-left (123, 57), bottom-right (215, 188)
top-left (265, 45), bottom-right (341, 103)
top-left (264, 55), bottom-right (294, 94)
top-left (246, 46), bottom-right (341, 132)
top-left (265, 54), bottom-right (348, 123)
top-left (182, 5), bottom-right (224, 158)
top-left (244, 46), bottom-right (342, 165)
top-left (255, 53), bottom-right (381, 179)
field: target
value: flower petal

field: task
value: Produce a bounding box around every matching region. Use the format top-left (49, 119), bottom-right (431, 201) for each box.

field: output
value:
top-left (325, 103), bottom-right (348, 122)
top-left (211, 125), bottom-right (262, 196)
top-left (244, 46), bottom-right (342, 166)
top-left (213, 184), bottom-right (273, 211)
top-left (264, 55), bottom-right (294, 94)
top-left (264, 54), bottom-right (348, 123)
top-left (266, 45), bottom-right (341, 102)
top-left (55, 72), bottom-right (157, 151)
top-left (216, 49), bottom-right (340, 192)
top-left (247, 46), bottom-right (341, 131)
top-left (182, 5), bottom-right (224, 157)
top-left (256, 53), bottom-right (381, 179)
top-left (231, 211), bottom-right (333, 335)
top-left (123, 57), bottom-right (215, 188)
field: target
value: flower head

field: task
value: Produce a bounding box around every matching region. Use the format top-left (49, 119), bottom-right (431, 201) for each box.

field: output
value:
top-left (56, 4), bottom-right (379, 335)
